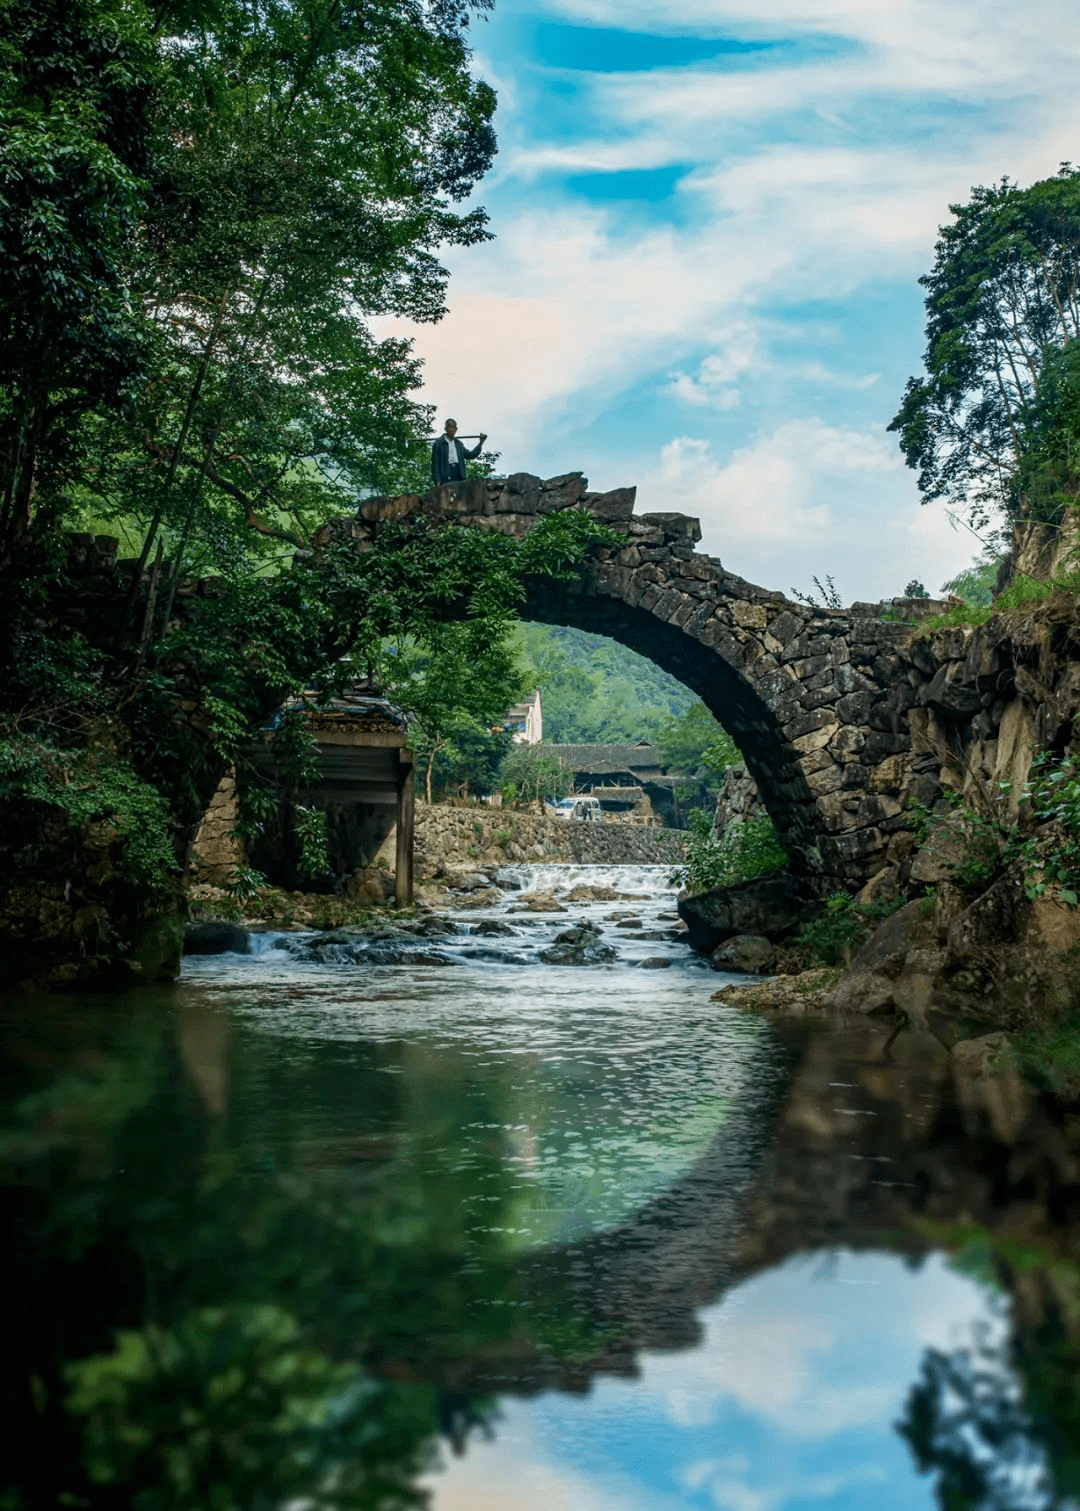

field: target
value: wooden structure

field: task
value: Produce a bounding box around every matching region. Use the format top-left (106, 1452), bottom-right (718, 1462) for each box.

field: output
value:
top-left (249, 687), bottom-right (415, 904)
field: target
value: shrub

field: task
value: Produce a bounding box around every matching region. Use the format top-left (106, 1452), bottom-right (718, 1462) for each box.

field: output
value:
top-left (798, 892), bottom-right (904, 967)
top-left (0, 734), bottom-right (177, 893)
top-left (912, 752), bottom-right (1080, 907)
top-left (671, 810), bottom-right (787, 894)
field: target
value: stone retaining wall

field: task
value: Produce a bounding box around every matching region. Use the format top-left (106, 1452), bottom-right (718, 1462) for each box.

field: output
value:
top-left (414, 803), bottom-right (688, 876)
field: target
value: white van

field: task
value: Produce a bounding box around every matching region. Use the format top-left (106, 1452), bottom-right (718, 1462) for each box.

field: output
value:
top-left (550, 796), bottom-right (603, 823)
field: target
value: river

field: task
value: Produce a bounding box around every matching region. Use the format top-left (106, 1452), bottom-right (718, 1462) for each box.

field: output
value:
top-left (2, 864), bottom-right (1077, 1509)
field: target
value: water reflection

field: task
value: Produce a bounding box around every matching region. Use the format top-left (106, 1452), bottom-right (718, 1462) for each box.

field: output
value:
top-left (2, 903), bottom-right (1079, 1509)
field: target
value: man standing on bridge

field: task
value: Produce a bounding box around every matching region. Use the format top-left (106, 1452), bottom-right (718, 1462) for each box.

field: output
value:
top-left (431, 418), bottom-right (487, 485)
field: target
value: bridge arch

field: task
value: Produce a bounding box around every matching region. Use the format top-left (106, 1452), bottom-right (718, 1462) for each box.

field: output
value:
top-left (325, 472), bottom-right (924, 890)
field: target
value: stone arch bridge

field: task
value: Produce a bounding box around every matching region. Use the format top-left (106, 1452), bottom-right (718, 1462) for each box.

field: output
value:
top-left (318, 471), bottom-right (945, 892)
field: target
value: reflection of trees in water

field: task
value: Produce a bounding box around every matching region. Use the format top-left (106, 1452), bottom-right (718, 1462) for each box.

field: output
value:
top-left (3, 995), bottom-right (768, 1508)
top-left (899, 1330), bottom-right (1058, 1510)
top-left (0, 1004), bottom-right (585, 1508)
top-left (898, 1248), bottom-right (1080, 1511)
top-left (7, 996), bottom-right (1080, 1510)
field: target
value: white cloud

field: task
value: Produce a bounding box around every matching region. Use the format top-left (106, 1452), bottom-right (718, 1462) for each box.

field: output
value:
top-left (380, 0), bottom-right (1080, 603)
top-left (633, 421), bottom-right (974, 599)
top-left (667, 329), bottom-right (880, 410)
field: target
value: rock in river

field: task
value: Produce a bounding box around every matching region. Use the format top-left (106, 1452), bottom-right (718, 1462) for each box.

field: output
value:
top-left (710, 934), bottom-right (776, 975)
top-left (184, 921), bottom-right (251, 956)
top-left (540, 921), bottom-right (616, 966)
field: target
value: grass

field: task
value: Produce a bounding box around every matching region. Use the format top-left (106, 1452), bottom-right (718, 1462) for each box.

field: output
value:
top-left (912, 568), bottom-right (1080, 637)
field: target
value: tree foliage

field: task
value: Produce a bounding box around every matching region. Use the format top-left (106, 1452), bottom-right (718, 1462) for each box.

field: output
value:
top-left (890, 167), bottom-right (1080, 530)
top-left (671, 808), bottom-right (787, 896)
top-left (0, 0), bottom-right (497, 588)
top-left (498, 743), bottom-right (572, 805)
top-left (378, 628), bottom-right (523, 802)
top-left (657, 700), bottom-right (738, 783)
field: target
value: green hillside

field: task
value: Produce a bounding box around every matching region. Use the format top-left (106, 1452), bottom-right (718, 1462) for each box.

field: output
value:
top-left (510, 623), bottom-right (699, 745)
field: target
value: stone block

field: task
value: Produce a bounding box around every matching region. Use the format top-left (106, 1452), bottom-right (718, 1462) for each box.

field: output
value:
top-left (798, 747), bottom-right (835, 775)
top-left (869, 754), bottom-right (912, 793)
top-left (501, 473), bottom-right (542, 514)
top-left (800, 687), bottom-right (840, 712)
top-left (790, 653), bottom-right (833, 680)
top-left (805, 762), bottom-right (844, 795)
top-left (668, 596), bottom-right (699, 629)
top-left (637, 583), bottom-right (663, 612)
top-left (835, 691), bottom-right (874, 724)
top-left (652, 587), bottom-right (690, 622)
top-left (637, 511), bottom-right (702, 543)
top-left (863, 730), bottom-right (910, 763)
top-left (835, 662), bottom-right (879, 696)
top-left (920, 663), bottom-right (983, 716)
top-left (732, 601), bottom-right (768, 629)
top-left (767, 609), bottom-right (805, 645)
top-left (784, 707), bottom-right (837, 741)
top-left (685, 599), bottom-right (717, 637)
top-left (584, 486), bottom-right (636, 522)
top-left (792, 720), bottom-right (840, 754)
top-left (539, 472), bottom-right (587, 510)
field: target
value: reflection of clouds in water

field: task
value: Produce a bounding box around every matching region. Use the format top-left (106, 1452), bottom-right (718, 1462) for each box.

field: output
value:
top-left (681, 1457), bottom-right (890, 1511)
top-left (430, 1446), bottom-right (679, 1511)
top-left (660, 1250), bottom-right (1001, 1439)
top-left (427, 1251), bottom-right (1000, 1511)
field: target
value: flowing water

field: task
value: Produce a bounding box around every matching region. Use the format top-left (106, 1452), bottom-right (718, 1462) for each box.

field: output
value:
top-left (2, 864), bottom-right (1078, 1509)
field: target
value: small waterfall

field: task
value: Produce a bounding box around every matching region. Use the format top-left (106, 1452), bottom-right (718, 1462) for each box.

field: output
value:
top-left (495, 862), bottom-right (679, 898)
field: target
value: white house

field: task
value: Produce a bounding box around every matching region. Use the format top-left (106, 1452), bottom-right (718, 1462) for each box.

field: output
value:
top-left (502, 689), bottom-right (543, 744)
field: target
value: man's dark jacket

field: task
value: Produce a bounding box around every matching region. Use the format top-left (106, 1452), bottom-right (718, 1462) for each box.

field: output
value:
top-left (431, 434), bottom-right (482, 485)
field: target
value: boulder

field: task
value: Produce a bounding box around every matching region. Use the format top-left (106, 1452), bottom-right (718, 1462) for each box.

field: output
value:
top-left (827, 863), bottom-right (1080, 1033)
top-left (183, 921), bottom-right (252, 956)
top-left (678, 871), bottom-right (818, 953)
top-left (508, 893), bottom-right (568, 914)
top-left (828, 901), bottom-right (935, 1018)
top-left (636, 956), bottom-right (673, 969)
top-left (710, 934), bottom-right (777, 975)
top-left (951, 1031), bottom-right (1013, 1077)
top-left (345, 867), bottom-right (395, 906)
top-left (539, 920), bottom-right (617, 966)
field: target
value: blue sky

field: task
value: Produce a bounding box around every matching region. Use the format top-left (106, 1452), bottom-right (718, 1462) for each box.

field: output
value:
top-left (382, 0), bottom-right (1080, 601)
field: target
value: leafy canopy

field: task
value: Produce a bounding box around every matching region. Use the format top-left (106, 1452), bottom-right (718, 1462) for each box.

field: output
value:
top-left (890, 167), bottom-right (1080, 531)
top-left (0, 0), bottom-right (497, 583)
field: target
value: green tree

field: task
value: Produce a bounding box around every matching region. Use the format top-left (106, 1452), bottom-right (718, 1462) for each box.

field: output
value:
top-left (0, 0), bottom-right (498, 591)
top-left (890, 167), bottom-right (1080, 530)
top-left (657, 700), bottom-right (738, 783)
top-left (511, 623), bottom-right (696, 744)
top-left (379, 628), bottom-right (524, 803)
top-left (499, 744), bottom-right (572, 805)
top-left (0, 0), bottom-right (155, 565)
top-left (671, 807), bottom-right (787, 895)
top-left (941, 553), bottom-right (1001, 606)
